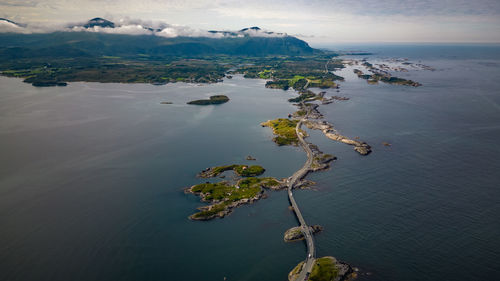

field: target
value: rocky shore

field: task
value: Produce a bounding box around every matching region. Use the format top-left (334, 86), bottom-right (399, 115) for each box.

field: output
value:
top-left (304, 120), bottom-right (372, 155)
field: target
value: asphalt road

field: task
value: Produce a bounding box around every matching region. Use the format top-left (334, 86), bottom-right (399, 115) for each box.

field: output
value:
top-left (287, 107), bottom-right (316, 280)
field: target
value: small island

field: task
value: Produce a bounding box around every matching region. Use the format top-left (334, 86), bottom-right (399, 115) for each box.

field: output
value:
top-left (187, 95), bottom-right (229, 105)
top-left (32, 81), bottom-right (67, 87)
top-left (284, 225), bottom-right (323, 242)
top-left (289, 256), bottom-right (355, 281)
top-left (187, 176), bottom-right (286, 220)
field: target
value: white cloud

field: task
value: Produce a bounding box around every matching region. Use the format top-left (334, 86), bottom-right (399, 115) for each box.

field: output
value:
top-left (0, 17), bottom-right (289, 39)
top-left (1, 0), bottom-right (500, 42)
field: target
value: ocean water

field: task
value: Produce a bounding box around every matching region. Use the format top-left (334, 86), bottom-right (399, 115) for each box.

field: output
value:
top-left (1, 44), bottom-right (500, 281)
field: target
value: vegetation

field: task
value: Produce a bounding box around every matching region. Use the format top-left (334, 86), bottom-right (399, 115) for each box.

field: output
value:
top-left (265, 79), bottom-right (290, 90)
top-left (1, 58), bottom-right (230, 86)
top-left (198, 164), bottom-right (265, 177)
top-left (241, 57), bottom-right (344, 91)
top-left (0, 33), bottom-right (344, 88)
top-left (234, 165), bottom-right (265, 177)
top-left (191, 202), bottom-right (229, 219)
top-left (288, 91), bottom-right (317, 103)
top-left (191, 181), bottom-right (237, 201)
top-left (0, 30), bottom-right (336, 87)
top-left (187, 95), bottom-right (229, 105)
top-left (309, 257), bottom-right (339, 281)
top-left (261, 118), bottom-right (306, 146)
top-left (289, 261), bottom-right (305, 278)
top-left (237, 177), bottom-right (280, 188)
top-left (189, 176), bottom-right (283, 220)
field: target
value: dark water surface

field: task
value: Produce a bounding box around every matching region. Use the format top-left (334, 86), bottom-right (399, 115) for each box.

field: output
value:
top-left (1, 45), bottom-right (500, 281)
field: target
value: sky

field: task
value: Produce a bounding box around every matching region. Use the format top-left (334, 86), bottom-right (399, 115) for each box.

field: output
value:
top-left (1, 0), bottom-right (500, 44)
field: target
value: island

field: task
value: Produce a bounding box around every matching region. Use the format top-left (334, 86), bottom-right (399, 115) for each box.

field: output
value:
top-left (31, 81), bottom-right (68, 87)
top-left (353, 67), bottom-right (422, 87)
top-left (187, 95), bottom-right (229, 105)
top-left (284, 225), bottom-right (323, 242)
top-left (186, 176), bottom-right (286, 220)
top-left (288, 256), bottom-right (355, 281)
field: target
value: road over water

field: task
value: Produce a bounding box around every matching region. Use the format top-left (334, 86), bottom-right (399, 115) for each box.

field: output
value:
top-left (287, 107), bottom-right (316, 281)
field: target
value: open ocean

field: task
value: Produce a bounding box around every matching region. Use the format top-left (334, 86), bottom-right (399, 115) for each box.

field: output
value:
top-left (1, 44), bottom-right (499, 281)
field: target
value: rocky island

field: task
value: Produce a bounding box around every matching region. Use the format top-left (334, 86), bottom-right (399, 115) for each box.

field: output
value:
top-left (187, 163), bottom-right (287, 220)
top-left (187, 95), bottom-right (229, 105)
top-left (284, 225), bottom-right (323, 242)
top-left (187, 176), bottom-right (286, 220)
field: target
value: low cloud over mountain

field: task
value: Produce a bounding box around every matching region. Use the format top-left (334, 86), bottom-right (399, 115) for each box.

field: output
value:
top-left (0, 17), bottom-right (287, 39)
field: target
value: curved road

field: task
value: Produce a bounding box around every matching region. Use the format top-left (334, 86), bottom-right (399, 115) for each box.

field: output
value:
top-left (287, 106), bottom-right (316, 281)
top-left (288, 59), bottom-right (334, 280)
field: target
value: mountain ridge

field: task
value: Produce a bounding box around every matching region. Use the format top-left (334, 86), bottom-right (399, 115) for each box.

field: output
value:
top-left (0, 18), bottom-right (319, 57)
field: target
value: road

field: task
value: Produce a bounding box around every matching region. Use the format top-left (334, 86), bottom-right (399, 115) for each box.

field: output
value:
top-left (287, 105), bottom-right (316, 281)
top-left (288, 58), bottom-right (334, 280)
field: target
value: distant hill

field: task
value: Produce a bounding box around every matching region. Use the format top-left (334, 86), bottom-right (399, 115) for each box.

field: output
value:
top-left (81, 17), bottom-right (115, 29)
top-left (0, 18), bottom-right (319, 58)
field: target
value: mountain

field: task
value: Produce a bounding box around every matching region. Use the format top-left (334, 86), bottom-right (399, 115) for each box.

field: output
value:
top-left (81, 17), bottom-right (115, 29)
top-left (0, 18), bottom-right (319, 58)
top-left (0, 18), bottom-right (26, 28)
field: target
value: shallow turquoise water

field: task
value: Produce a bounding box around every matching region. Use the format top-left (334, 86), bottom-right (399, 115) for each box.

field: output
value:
top-left (1, 45), bottom-right (500, 281)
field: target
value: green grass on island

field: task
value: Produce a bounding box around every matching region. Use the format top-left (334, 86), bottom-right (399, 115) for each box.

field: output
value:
top-left (234, 165), bottom-right (266, 177)
top-left (199, 164), bottom-right (265, 177)
top-left (288, 257), bottom-right (342, 281)
top-left (187, 95), bottom-right (229, 105)
top-left (191, 202), bottom-right (229, 219)
top-left (189, 177), bottom-right (282, 220)
top-left (190, 181), bottom-right (261, 202)
top-left (237, 177), bottom-right (280, 188)
top-left (261, 118), bottom-right (305, 146)
top-left (309, 257), bottom-right (340, 281)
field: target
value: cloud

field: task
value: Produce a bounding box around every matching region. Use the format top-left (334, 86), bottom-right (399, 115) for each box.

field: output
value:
top-left (1, 0), bottom-right (500, 42)
top-left (0, 0), bottom-right (39, 7)
top-left (0, 17), bottom-right (287, 39)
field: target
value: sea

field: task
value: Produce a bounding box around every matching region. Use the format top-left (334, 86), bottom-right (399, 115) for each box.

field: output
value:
top-left (1, 44), bottom-right (499, 281)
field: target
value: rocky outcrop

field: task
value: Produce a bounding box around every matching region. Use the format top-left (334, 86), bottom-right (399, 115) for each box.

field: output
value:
top-left (323, 131), bottom-right (371, 155)
top-left (309, 144), bottom-right (337, 171)
top-left (284, 225), bottom-right (323, 242)
top-left (304, 120), bottom-right (372, 156)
